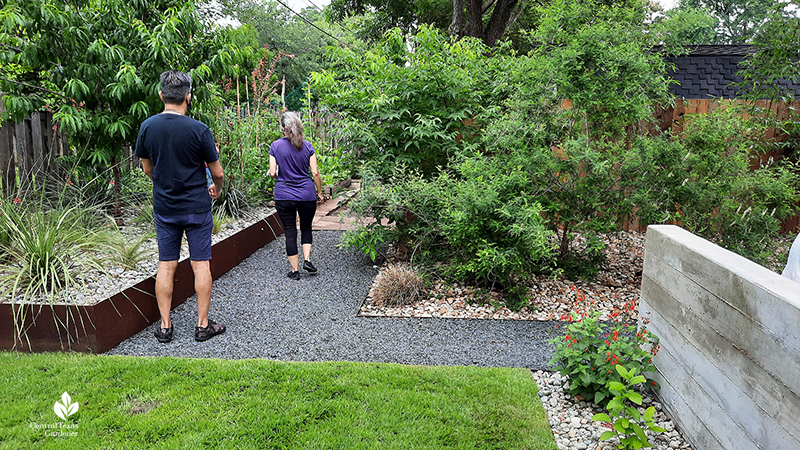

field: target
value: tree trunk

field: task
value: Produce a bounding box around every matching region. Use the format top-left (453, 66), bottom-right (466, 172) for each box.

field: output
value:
top-left (464, 0), bottom-right (485, 42)
top-left (449, 0), bottom-right (465, 36)
top-left (559, 223), bottom-right (571, 258)
top-left (484, 0), bottom-right (521, 47)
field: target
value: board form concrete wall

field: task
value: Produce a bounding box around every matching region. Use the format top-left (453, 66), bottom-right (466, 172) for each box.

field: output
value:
top-left (639, 225), bottom-right (800, 450)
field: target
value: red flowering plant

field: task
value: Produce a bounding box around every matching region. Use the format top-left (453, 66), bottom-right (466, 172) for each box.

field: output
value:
top-left (548, 286), bottom-right (660, 405)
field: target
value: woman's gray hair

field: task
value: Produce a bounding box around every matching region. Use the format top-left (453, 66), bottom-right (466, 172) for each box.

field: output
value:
top-left (160, 70), bottom-right (192, 105)
top-left (281, 111), bottom-right (305, 150)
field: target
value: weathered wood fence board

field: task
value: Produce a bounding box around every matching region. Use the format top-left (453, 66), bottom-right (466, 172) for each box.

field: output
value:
top-left (0, 98), bottom-right (67, 196)
top-left (0, 115), bottom-right (15, 195)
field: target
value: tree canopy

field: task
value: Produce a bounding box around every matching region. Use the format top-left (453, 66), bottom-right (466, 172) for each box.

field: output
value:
top-left (678, 0), bottom-right (793, 43)
top-left (0, 0), bottom-right (254, 147)
top-left (327, 0), bottom-right (531, 46)
top-left (213, 0), bottom-right (350, 92)
top-left (0, 0), bottom-right (255, 213)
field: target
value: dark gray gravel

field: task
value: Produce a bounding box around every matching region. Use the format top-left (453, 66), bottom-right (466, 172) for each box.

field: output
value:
top-left (107, 231), bottom-right (557, 369)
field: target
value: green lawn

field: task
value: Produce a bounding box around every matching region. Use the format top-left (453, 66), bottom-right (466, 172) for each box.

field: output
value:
top-left (0, 352), bottom-right (557, 450)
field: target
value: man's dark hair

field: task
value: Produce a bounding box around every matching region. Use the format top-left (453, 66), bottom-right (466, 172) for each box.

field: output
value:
top-left (160, 70), bottom-right (192, 104)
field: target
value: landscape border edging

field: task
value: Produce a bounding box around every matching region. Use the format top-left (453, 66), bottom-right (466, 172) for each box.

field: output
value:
top-left (0, 212), bottom-right (283, 353)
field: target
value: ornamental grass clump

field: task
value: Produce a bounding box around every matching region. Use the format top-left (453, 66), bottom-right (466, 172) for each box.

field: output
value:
top-left (371, 263), bottom-right (424, 307)
top-left (0, 194), bottom-right (113, 349)
top-left (106, 231), bottom-right (155, 271)
top-left (548, 286), bottom-right (660, 406)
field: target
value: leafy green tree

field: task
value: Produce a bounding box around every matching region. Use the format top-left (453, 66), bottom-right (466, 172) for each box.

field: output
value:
top-left (736, 1), bottom-right (800, 162)
top-left (0, 0), bottom-right (254, 213)
top-left (653, 6), bottom-right (719, 47)
top-left (313, 25), bottom-right (512, 177)
top-left (678, 0), bottom-right (792, 43)
top-left (738, 1), bottom-right (800, 101)
top-left (481, 0), bottom-right (672, 263)
top-left (213, 0), bottom-right (351, 93)
top-left (531, 0), bottom-right (671, 138)
top-left (328, 0), bottom-right (531, 46)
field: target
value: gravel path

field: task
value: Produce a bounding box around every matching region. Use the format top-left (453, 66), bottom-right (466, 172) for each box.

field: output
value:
top-left (107, 230), bottom-right (557, 368)
top-left (107, 229), bottom-right (694, 450)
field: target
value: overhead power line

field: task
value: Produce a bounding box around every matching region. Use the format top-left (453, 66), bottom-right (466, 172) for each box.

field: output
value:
top-left (301, 0), bottom-right (358, 35)
top-left (272, 0), bottom-right (350, 47)
top-left (300, 0), bottom-right (324, 14)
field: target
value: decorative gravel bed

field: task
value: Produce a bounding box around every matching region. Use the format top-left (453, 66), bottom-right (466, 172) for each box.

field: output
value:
top-left (1, 206), bottom-right (276, 306)
top-left (360, 231), bottom-right (793, 322)
top-left (107, 230), bottom-right (556, 369)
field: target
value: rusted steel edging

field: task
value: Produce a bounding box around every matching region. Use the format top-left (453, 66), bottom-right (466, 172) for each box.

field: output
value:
top-left (0, 212), bottom-right (284, 353)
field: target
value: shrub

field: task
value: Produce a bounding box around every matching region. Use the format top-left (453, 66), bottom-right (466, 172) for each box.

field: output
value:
top-left (132, 203), bottom-right (155, 227)
top-left (341, 153), bottom-right (554, 293)
top-left (624, 107), bottom-right (799, 264)
top-left (370, 263), bottom-right (424, 307)
top-left (313, 25), bottom-right (512, 178)
top-left (548, 287), bottom-right (660, 405)
top-left (106, 231), bottom-right (155, 271)
top-left (212, 209), bottom-right (232, 234)
top-left (592, 365), bottom-right (667, 449)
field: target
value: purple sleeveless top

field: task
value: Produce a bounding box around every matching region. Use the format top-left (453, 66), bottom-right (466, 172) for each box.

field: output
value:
top-left (269, 137), bottom-right (316, 201)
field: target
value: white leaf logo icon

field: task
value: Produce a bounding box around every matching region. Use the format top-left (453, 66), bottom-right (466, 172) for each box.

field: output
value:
top-left (54, 392), bottom-right (79, 421)
top-left (54, 402), bottom-right (67, 420)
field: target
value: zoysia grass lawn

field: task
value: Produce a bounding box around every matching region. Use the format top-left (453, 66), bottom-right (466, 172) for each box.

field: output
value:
top-left (0, 352), bottom-right (557, 449)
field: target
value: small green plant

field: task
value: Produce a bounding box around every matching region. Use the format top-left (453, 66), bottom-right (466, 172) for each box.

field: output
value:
top-left (548, 287), bottom-right (660, 405)
top-left (132, 203), bottom-right (154, 227)
top-left (370, 263), bottom-right (424, 307)
top-left (106, 232), bottom-right (155, 271)
top-left (340, 220), bottom-right (393, 263)
top-left (504, 285), bottom-right (530, 312)
top-left (592, 364), bottom-right (667, 449)
top-left (557, 233), bottom-right (607, 280)
top-left (212, 209), bottom-right (232, 234)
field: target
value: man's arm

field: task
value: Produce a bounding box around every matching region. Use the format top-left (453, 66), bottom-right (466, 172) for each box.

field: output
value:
top-left (207, 160), bottom-right (224, 200)
top-left (141, 158), bottom-right (153, 179)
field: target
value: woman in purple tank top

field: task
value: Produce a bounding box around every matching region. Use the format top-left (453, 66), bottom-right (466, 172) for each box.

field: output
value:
top-left (269, 111), bottom-right (324, 280)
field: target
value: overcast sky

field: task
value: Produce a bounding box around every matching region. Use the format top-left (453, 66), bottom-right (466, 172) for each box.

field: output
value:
top-left (285, 0), bottom-right (330, 13)
top-left (657, 0), bottom-right (679, 10)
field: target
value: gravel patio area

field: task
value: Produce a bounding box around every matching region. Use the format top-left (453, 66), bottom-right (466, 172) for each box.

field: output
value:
top-left (107, 230), bottom-right (557, 369)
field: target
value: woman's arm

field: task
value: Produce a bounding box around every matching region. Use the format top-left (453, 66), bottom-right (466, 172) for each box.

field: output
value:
top-left (269, 155), bottom-right (278, 178)
top-left (309, 154), bottom-right (323, 201)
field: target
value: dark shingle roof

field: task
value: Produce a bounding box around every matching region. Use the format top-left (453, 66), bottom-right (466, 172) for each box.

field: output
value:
top-left (662, 45), bottom-right (800, 99)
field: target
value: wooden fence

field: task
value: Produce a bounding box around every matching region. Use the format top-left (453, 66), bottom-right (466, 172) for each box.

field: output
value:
top-left (0, 99), bottom-right (68, 196)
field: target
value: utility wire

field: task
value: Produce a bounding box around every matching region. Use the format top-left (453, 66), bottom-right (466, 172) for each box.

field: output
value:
top-left (300, 0), bottom-right (324, 14)
top-left (301, 0), bottom-right (358, 35)
top-left (273, 0), bottom-right (350, 47)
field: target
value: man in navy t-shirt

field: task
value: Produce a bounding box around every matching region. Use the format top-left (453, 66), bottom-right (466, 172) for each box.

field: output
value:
top-left (134, 70), bottom-right (226, 344)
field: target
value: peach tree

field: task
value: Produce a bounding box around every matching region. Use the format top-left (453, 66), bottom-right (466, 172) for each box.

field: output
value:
top-left (0, 0), bottom-right (256, 212)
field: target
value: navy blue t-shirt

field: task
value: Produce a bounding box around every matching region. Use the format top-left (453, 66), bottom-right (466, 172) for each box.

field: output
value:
top-left (134, 114), bottom-right (219, 215)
